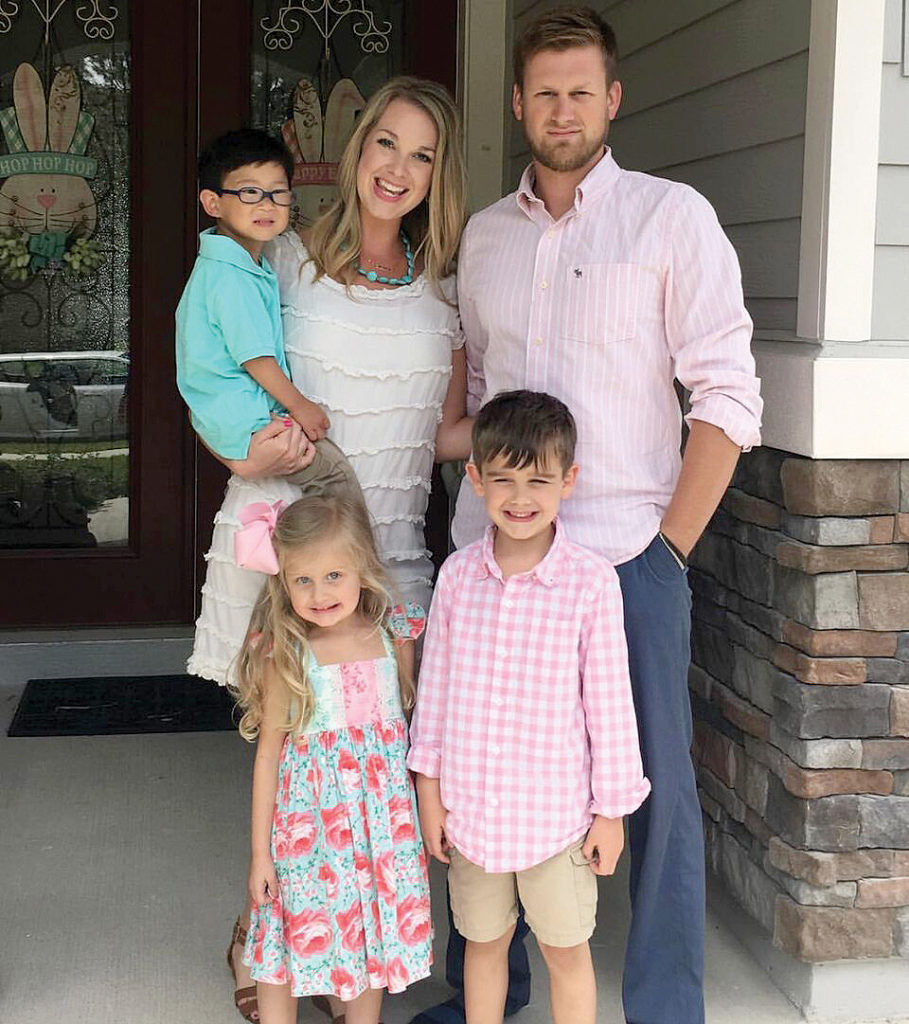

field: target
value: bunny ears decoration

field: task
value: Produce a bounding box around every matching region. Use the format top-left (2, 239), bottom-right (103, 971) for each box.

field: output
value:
top-left (281, 76), bottom-right (366, 188)
top-left (0, 64), bottom-right (97, 183)
top-left (234, 501), bottom-right (289, 575)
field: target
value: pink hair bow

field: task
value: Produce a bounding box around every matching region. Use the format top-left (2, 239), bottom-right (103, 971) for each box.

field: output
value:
top-left (234, 500), bottom-right (288, 575)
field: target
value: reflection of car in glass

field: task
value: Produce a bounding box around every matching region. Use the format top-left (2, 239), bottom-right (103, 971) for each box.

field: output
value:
top-left (0, 351), bottom-right (129, 441)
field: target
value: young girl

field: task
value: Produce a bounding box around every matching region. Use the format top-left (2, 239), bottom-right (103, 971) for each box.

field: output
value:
top-left (234, 495), bottom-right (432, 1024)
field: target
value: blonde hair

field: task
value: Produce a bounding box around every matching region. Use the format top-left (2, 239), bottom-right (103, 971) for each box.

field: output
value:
top-left (307, 76), bottom-right (466, 287)
top-left (233, 495), bottom-right (414, 741)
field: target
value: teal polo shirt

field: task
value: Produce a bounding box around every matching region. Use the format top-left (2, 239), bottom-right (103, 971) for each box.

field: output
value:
top-left (175, 228), bottom-right (289, 459)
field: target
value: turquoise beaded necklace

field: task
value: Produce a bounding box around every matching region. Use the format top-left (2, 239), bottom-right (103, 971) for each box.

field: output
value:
top-left (356, 230), bottom-right (414, 286)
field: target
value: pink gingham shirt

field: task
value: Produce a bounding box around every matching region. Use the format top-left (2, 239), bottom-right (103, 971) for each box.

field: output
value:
top-left (407, 520), bottom-right (651, 873)
top-left (452, 149), bottom-right (763, 564)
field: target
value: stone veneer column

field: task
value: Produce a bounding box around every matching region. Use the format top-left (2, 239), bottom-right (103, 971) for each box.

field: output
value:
top-left (690, 449), bottom-right (909, 976)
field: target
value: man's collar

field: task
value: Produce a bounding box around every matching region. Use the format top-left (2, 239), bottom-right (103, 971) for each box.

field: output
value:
top-left (516, 147), bottom-right (620, 220)
top-left (198, 227), bottom-right (273, 276)
top-left (473, 518), bottom-right (566, 587)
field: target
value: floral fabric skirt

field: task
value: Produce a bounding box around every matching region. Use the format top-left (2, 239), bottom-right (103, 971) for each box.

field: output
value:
top-left (243, 717), bottom-right (433, 999)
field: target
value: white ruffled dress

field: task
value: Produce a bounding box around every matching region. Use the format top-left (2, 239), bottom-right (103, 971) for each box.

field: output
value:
top-left (188, 232), bottom-right (463, 685)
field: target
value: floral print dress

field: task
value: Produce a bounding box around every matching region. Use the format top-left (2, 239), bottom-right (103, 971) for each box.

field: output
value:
top-left (243, 605), bottom-right (432, 999)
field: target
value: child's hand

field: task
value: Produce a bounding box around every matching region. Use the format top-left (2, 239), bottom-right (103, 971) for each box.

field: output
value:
top-left (416, 775), bottom-right (450, 865)
top-left (248, 853), bottom-right (280, 906)
top-left (582, 814), bottom-right (625, 876)
top-left (289, 398), bottom-right (330, 442)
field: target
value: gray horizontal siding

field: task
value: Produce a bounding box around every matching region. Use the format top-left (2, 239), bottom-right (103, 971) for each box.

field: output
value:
top-left (612, 52), bottom-right (808, 172)
top-left (617, 0), bottom-right (809, 118)
top-left (873, 248), bottom-right (909, 340)
top-left (745, 299), bottom-right (798, 332)
top-left (656, 137), bottom-right (804, 226)
top-left (879, 63), bottom-right (909, 165)
top-left (725, 219), bottom-right (802, 298)
top-left (874, 4), bottom-right (909, 342)
top-left (608, 0), bottom-right (738, 57)
top-left (883, 0), bottom-right (902, 63)
top-left (876, 165), bottom-right (909, 245)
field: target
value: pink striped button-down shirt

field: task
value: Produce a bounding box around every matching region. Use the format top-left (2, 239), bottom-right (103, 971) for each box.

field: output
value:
top-left (452, 149), bottom-right (763, 564)
top-left (407, 520), bottom-right (650, 873)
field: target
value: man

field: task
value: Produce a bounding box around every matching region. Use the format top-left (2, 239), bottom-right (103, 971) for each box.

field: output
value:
top-left (414, 7), bottom-right (762, 1024)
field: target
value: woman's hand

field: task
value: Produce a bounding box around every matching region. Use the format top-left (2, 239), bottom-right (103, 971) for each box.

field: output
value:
top-left (227, 417), bottom-right (315, 480)
top-left (248, 852), bottom-right (280, 905)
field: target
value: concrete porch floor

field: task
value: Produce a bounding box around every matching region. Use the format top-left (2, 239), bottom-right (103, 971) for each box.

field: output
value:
top-left (0, 674), bottom-right (900, 1024)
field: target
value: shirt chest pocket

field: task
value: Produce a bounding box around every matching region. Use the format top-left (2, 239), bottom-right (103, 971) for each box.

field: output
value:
top-left (561, 262), bottom-right (642, 344)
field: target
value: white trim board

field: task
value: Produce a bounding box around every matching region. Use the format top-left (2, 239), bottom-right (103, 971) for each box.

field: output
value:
top-left (461, 0), bottom-right (508, 214)
top-left (797, 0), bottom-right (886, 341)
top-left (755, 339), bottom-right (909, 458)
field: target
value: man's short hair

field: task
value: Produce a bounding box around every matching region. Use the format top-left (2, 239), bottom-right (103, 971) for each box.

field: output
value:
top-left (198, 128), bottom-right (294, 193)
top-left (472, 391), bottom-right (577, 474)
top-left (513, 5), bottom-right (618, 88)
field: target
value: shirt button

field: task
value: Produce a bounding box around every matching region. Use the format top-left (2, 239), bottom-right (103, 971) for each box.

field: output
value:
top-left (546, 229), bottom-right (554, 239)
top-left (533, 336), bottom-right (543, 346)
top-left (540, 280), bottom-right (548, 290)
top-left (489, 797), bottom-right (499, 808)
top-left (491, 744), bottom-right (501, 755)
top-left (492, 696), bottom-right (503, 707)
top-left (497, 646), bottom-right (508, 658)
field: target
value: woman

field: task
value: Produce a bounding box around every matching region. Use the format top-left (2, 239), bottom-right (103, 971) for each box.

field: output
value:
top-left (191, 78), bottom-right (469, 1022)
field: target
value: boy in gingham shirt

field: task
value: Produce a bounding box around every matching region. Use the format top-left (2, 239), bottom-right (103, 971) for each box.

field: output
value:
top-left (408, 390), bottom-right (650, 1024)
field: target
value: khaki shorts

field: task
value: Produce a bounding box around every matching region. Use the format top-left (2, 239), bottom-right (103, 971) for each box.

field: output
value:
top-left (285, 437), bottom-right (363, 503)
top-left (448, 839), bottom-right (598, 947)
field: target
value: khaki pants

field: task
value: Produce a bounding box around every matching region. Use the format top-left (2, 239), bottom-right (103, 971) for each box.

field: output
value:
top-left (286, 438), bottom-right (363, 503)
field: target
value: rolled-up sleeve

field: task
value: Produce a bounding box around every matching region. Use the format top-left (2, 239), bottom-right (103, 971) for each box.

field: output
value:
top-left (406, 563), bottom-right (453, 779)
top-left (665, 187), bottom-right (763, 451)
top-left (580, 565), bottom-right (651, 818)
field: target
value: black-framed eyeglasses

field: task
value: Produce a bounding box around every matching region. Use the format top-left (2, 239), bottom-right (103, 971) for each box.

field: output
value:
top-left (217, 186), bottom-right (294, 207)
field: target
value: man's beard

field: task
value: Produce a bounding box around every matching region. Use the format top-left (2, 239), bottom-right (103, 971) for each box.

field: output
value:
top-left (527, 130), bottom-right (605, 173)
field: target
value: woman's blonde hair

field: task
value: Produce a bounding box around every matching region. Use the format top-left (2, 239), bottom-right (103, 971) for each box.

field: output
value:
top-left (307, 76), bottom-right (467, 286)
top-left (233, 495), bottom-right (414, 741)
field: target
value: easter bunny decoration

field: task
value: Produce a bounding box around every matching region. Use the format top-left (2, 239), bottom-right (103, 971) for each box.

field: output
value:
top-left (0, 63), bottom-right (98, 275)
top-left (281, 75), bottom-right (366, 229)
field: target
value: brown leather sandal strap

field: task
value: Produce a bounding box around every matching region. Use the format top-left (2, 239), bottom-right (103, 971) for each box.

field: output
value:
top-left (231, 917), bottom-right (249, 947)
top-left (234, 984), bottom-right (258, 1019)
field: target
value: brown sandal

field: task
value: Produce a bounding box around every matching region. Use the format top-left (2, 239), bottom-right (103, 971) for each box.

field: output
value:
top-left (226, 917), bottom-right (259, 1022)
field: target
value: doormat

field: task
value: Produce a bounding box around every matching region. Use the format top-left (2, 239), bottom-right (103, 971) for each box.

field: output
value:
top-left (7, 674), bottom-right (238, 737)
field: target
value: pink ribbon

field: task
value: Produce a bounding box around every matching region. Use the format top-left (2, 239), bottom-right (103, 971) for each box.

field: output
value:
top-left (234, 500), bottom-right (288, 575)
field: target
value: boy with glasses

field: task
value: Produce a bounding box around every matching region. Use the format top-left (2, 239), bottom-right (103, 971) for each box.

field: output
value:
top-left (176, 128), bottom-right (357, 496)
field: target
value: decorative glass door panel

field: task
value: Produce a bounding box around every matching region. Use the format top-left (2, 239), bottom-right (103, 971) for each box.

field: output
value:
top-left (250, 1), bottom-right (406, 230)
top-left (0, 2), bottom-right (198, 627)
top-left (0, 3), bottom-right (131, 549)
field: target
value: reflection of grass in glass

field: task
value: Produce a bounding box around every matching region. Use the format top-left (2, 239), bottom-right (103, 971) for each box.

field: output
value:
top-left (0, 452), bottom-right (128, 514)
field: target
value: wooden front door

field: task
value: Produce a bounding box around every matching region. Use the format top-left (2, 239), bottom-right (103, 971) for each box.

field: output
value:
top-left (0, 1), bottom-right (458, 629)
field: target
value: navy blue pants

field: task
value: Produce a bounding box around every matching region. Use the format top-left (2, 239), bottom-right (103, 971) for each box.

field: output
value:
top-left (435, 535), bottom-right (704, 1024)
